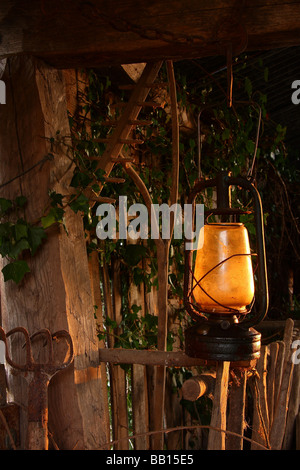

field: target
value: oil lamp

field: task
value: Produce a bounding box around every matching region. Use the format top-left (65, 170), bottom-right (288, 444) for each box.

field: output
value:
top-left (184, 171), bottom-right (269, 362)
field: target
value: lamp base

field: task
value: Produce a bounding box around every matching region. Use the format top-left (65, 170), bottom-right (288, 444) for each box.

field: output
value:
top-left (185, 320), bottom-right (261, 363)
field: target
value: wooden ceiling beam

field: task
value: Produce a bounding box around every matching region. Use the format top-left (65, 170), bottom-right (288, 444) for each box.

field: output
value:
top-left (1, 0), bottom-right (300, 68)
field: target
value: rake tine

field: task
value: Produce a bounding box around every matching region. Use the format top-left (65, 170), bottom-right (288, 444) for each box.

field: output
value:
top-left (29, 329), bottom-right (53, 364)
top-left (6, 327), bottom-right (34, 370)
top-left (52, 330), bottom-right (74, 369)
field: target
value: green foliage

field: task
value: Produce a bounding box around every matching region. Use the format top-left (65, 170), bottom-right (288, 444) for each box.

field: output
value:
top-left (1, 57), bottom-right (296, 328)
top-left (98, 303), bottom-right (175, 351)
top-left (2, 260), bottom-right (31, 283)
top-left (1, 58), bottom-right (296, 447)
top-left (0, 196), bottom-right (47, 283)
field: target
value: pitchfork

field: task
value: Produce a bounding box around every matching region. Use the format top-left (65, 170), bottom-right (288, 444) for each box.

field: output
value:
top-left (0, 326), bottom-right (74, 450)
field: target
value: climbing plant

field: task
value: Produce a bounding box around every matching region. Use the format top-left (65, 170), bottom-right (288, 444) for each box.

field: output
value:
top-left (0, 55), bottom-right (298, 450)
top-left (0, 55), bottom-right (298, 321)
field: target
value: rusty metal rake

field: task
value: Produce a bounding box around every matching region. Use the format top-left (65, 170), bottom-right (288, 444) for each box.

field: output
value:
top-left (0, 326), bottom-right (74, 450)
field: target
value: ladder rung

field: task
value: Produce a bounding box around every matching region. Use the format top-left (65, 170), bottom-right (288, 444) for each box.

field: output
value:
top-left (90, 196), bottom-right (116, 204)
top-left (129, 120), bottom-right (153, 126)
top-left (104, 177), bottom-right (126, 184)
top-left (119, 139), bottom-right (144, 145)
top-left (111, 157), bottom-right (134, 163)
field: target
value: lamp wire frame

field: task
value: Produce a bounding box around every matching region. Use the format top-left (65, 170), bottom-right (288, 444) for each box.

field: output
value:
top-left (186, 251), bottom-right (257, 320)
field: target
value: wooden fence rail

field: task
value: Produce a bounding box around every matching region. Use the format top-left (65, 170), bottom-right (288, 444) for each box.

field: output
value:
top-left (97, 318), bottom-right (300, 450)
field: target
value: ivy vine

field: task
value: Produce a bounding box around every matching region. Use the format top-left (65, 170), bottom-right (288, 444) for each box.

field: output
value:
top-left (0, 56), bottom-right (297, 329)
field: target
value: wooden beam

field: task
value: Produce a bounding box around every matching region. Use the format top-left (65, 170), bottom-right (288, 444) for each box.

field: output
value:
top-left (256, 319), bottom-right (300, 332)
top-left (98, 347), bottom-right (257, 369)
top-left (99, 348), bottom-right (208, 367)
top-left (1, 1), bottom-right (300, 68)
top-left (251, 345), bottom-right (270, 450)
top-left (0, 55), bottom-right (109, 450)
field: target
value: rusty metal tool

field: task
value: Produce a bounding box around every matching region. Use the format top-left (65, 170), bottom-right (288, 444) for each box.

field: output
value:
top-left (0, 339), bottom-right (20, 450)
top-left (0, 327), bottom-right (74, 450)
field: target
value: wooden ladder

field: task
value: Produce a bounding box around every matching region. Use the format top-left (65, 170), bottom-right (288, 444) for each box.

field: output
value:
top-left (87, 61), bottom-right (163, 201)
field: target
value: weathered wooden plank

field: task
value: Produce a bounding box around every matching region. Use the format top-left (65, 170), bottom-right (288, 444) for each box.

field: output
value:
top-left (269, 319), bottom-right (295, 450)
top-left (0, 55), bottom-right (108, 450)
top-left (98, 347), bottom-right (257, 369)
top-left (256, 320), bottom-right (300, 332)
top-left (269, 347), bottom-right (295, 449)
top-left (226, 369), bottom-right (247, 450)
top-left (267, 342), bottom-right (279, 430)
top-left (207, 361), bottom-right (230, 450)
top-left (251, 345), bottom-right (270, 450)
top-left (73, 69), bottom-right (112, 446)
top-left (283, 340), bottom-right (300, 449)
top-left (2, 1), bottom-right (300, 68)
top-left (274, 341), bottom-right (285, 409)
top-left (99, 348), bottom-right (207, 367)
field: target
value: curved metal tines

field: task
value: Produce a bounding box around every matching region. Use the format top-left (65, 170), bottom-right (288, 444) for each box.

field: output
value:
top-left (50, 329), bottom-right (74, 370)
top-left (185, 252), bottom-right (257, 321)
top-left (0, 326), bottom-right (74, 372)
top-left (0, 326), bottom-right (33, 371)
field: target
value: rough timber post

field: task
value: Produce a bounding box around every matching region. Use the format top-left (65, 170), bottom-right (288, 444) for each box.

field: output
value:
top-left (0, 55), bottom-right (109, 449)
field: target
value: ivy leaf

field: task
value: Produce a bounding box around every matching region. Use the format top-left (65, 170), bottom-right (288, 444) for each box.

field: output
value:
top-left (131, 304), bottom-right (142, 315)
top-left (14, 221), bottom-right (28, 241)
top-left (2, 260), bottom-right (30, 284)
top-left (0, 240), bottom-right (12, 257)
top-left (133, 267), bottom-right (145, 286)
top-left (49, 191), bottom-right (64, 207)
top-left (264, 67), bottom-right (269, 83)
top-left (0, 222), bottom-right (11, 238)
top-left (9, 239), bottom-right (30, 259)
top-left (245, 77), bottom-right (252, 99)
top-left (41, 207), bottom-right (64, 229)
top-left (189, 138), bottom-right (196, 150)
top-left (27, 226), bottom-right (47, 255)
top-left (246, 140), bottom-right (255, 155)
top-left (94, 168), bottom-right (106, 182)
top-left (69, 193), bottom-right (90, 215)
top-left (0, 198), bottom-right (12, 214)
top-left (70, 170), bottom-right (92, 189)
top-left (222, 128), bottom-right (230, 141)
top-left (124, 244), bottom-right (148, 267)
top-left (15, 196), bottom-right (28, 208)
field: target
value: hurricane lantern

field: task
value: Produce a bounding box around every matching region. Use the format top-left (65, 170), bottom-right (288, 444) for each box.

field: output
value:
top-left (184, 171), bottom-right (269, 363)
